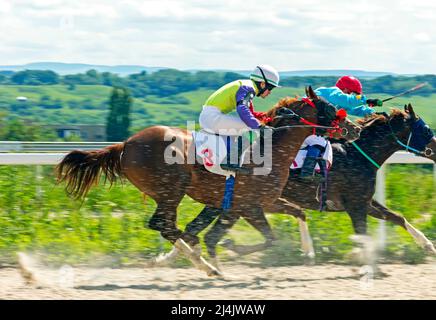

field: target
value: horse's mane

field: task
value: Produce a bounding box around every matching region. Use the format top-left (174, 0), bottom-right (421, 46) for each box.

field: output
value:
top-left (357, 108), bottom-right (406, 127)
top-left (264, 96), bottom-right (301, 123)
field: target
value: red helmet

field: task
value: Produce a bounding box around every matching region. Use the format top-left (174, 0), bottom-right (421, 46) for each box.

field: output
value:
top-left (335, 76), bottom-right (362, 94)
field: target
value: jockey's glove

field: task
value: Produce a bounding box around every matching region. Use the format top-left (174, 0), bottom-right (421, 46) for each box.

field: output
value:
top-left (366, 99), bottom-right (383, 107)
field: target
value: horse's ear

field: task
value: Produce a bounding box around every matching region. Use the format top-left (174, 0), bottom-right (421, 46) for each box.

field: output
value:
top-left (307, 86), bottom-right (318, 100)
top-left (404, 104), bottom-right (408, 113)
top-left (407, 103), bottom-right (417, 120)
top-left (305, 87), bottom-right (310, 97)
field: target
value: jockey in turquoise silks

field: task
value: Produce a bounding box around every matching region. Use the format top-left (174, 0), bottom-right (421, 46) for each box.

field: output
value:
top-left (199, 65), bottom-right (280, 172)
top-left (297, 75), bottom-right (383, 179)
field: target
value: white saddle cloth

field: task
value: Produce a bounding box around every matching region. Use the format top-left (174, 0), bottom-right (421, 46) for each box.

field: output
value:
top-left (192, 130), bottom-right (246, 177)
top-left (290, 135), bottom-right (333, 171)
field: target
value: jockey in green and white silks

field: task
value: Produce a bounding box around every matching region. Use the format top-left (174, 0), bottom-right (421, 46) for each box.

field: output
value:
top-left (199, 65), bottom-right (280, 136)
top-left (295, 75), bottom-right (384, 179)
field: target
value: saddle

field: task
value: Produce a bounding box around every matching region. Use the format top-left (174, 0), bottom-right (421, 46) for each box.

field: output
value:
top-left (192, 129), bottom-right (271, 210)
top-left (192, 130), bottom-right (258, 211)
top-left (290, 141), bottom-right (333, 171)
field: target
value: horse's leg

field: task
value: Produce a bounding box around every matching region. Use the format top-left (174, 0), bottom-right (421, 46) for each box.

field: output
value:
top-left (148, 201), bottom-right (184, 243)
top-left (204, 210), bottom-right (240, 268)
top-left (149, 200), bottom-right (221, 276)
top-left (185, 207), bottom-right (223, 238)
top-left (343, 204), bottom-right (368, 235)
top-left (149, 206), bottom-right (223, 267)
top-left (267, 197), bottom-right (315, 262)
top-left (221, 206), bottom-right (276, 256)
top-left (146, 199), bottom-right (185, 267)
top-left (370, 199), bottom-right (436, 254)
top-left (342, 202), bottom-right (378, 268)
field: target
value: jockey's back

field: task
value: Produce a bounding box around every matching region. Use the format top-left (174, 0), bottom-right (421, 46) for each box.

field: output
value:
top-left (204, 79), bottom-right (258, 114)
top-left (314, 86), bottom-right (374, 117)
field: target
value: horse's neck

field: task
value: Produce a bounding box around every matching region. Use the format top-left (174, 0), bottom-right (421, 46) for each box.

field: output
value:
top-left (350, 124), bottom-right (405, 167)
top-left (272, 128), bottom-right (311, 167)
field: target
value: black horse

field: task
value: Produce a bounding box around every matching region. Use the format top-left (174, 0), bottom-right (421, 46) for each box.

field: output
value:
top-left (151, 104), bottom-right (436, 269)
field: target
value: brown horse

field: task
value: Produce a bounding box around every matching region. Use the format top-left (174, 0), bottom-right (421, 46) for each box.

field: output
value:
top-left (56, 86), bottom-right (360, 276)
top-left (178, 104), bottom-right (435, 270)
top-left (264, 104), bottom-right (436, 263)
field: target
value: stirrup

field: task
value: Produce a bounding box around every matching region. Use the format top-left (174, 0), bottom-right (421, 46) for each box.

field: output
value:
top-left (220, 163), bottom-right (251, 175)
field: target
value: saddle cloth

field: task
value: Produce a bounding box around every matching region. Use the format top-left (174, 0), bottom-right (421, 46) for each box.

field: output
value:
top-left (192, 130), bottom-right (247, 177)
top-left (291, 137), bottom-right (333, 171)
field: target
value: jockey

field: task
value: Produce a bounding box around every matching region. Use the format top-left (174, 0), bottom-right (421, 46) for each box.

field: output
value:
top-left (199, 65), bottom-right (280, 172)
top-left (298, 75), bottom-right (383, 179)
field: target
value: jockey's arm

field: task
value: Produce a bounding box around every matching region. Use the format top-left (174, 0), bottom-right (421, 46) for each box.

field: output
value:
top-left (235, 86), bottom-right (261, 129)
top-left (319, 88), bottom-right (374, 117)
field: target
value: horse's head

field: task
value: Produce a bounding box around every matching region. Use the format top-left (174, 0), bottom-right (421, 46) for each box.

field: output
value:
top-left (266, 86), bottom-right (361, 142)
top-left (388, 103), bottom-right (436, 162)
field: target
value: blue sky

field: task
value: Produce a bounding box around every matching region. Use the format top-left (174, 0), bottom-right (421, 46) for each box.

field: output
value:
top-left (0, 0), bottom-right (435, 73)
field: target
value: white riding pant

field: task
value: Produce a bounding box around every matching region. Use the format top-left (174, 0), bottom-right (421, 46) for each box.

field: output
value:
top-left (199, 106), bottom-right (250, 136)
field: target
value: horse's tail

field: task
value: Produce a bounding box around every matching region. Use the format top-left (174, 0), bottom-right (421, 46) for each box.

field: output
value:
top-left (56, 143), bottom-right (125, 199)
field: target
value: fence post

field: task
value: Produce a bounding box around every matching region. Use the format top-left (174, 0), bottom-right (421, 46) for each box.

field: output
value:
top-left (434, 163), bottom-right (436, 188)
top-left (375, 165), bottom-right (386, 251)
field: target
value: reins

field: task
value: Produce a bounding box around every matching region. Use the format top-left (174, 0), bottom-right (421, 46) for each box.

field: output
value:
top-left (270, 98), bottom-right (346, 136)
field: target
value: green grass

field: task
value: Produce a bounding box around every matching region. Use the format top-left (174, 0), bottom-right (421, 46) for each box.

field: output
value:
top-left (0, 164), bottom-right (433, 266)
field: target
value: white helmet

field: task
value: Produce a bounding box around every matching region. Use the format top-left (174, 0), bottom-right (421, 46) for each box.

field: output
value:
top-left (250, 65), bottom-right (280, 88)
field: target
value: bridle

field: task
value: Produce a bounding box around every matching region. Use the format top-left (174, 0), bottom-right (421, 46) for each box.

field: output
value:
top-left (271, 98), bottom-right (348, 137)
top-left (388, 116), bottom-right (434, 157)
top-left (352, 113), bottom-right (435, 169)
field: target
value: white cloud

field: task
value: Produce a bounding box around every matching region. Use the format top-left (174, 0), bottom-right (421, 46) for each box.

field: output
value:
top-left (0, 0), bottom-right (435, 73)
top-left (413, 33), bottom-right (432, 43)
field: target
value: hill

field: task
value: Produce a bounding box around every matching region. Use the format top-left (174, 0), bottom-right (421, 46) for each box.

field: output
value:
top-left (0, 62), bottom-right (407, 78)
top-left (0, 62), bottom-right (166, 76)
top-left (1, 85), bottom-right (435, 131)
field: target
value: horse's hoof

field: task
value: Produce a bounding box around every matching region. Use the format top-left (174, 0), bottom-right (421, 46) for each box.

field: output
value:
top-left (17, 252), bottom-right (37, 285)
top-left (209, 257), bottom-right (222, 272)
top-left (424, 243), bottom-right (436, 255)
top-left (207, 269), bottom-right (223, 277)
top-left (303, 256), bottom-right (316, 266)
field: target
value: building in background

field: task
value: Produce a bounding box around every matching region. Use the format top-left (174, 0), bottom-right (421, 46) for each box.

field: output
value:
top-left (16, 96), bottom-right (28, 102)
top-left (51, 125), bottom-right (107, 141)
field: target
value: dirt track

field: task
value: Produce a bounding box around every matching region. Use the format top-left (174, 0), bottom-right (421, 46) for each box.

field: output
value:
top-left (1, 262), bottom-right (436, 300)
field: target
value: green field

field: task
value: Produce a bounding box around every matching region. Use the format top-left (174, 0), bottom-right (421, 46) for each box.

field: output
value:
top-left (0, 164), bottom-right (434, 266)
top-left (0, 83), bottom-right (434, 267)
top-left (1, 85), bottom-right (435, 133)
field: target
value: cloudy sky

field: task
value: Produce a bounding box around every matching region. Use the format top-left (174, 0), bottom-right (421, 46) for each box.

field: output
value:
top-left (0, 0), bottom-right (435, 73)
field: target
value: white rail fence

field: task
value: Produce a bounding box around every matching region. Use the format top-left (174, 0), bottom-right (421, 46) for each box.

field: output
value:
top-left (0, 141), bottom-right (115, 153)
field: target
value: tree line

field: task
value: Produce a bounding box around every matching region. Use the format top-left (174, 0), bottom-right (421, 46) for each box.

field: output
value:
top-left (1, 69), bottom-right (436, 97)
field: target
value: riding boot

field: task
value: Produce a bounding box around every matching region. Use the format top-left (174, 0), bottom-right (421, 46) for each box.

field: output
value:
top-left (220, 135), bottom-right (251, 174)
top-left (299, 156), bottom-right (318, 181)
